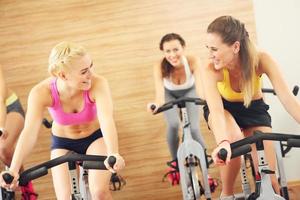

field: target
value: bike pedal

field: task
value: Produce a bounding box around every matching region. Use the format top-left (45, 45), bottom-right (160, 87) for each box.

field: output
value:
top-left (110, 173), bottom-right (126, 191)
top-left (208, 176), bottom-right (218, 193)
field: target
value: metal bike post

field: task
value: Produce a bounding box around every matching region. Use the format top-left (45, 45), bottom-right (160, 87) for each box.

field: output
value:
top-left (255, 140), bottom-right (284, 200)
top-left (177, 101), bottom-right (212, 200)
top-left (68, 161), bottom-right (83, 200)
top-left (274, 141), bottom-right (289, 199)
top-left (79, 166), bottom-right (91, 199)
top-left (234, 155), bottom-right (252, 200)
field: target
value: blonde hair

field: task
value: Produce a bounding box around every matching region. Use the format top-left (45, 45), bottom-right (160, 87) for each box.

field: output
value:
top-left (48, 42), bottom-right (87, 76)
top-left (207, 16), bottom-right (259, 107)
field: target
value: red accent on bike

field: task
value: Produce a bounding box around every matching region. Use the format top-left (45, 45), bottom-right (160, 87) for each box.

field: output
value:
top-left (20, 181), bottom-right (38, 200)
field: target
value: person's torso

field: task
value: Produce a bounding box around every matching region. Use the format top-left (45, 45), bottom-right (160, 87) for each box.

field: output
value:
top-left (48, 79), bottom-right (97, 128)
top-left (163, 56), bottom-right (195, 91)
top-left (217, 68), bottom-right (262, 102)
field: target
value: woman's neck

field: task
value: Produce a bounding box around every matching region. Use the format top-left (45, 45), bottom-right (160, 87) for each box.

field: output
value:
top-left (57, 79), bottom-right (81, 98)
top-left (227, 58), bottom-right (242, 75)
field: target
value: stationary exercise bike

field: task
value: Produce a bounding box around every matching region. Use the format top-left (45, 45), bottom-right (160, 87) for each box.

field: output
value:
top-left (0, 168), bottom-right (14, 200)
top-left (42, 118), bottom-right (126, 192)
top-left (152, 97), bottom-right (251, 200)
top-left (219, 131), bottom-right (300, 200)
top-left (2, 152), bottom-right (116, 200)
top-left (223, 86), bottom-right (299, 200)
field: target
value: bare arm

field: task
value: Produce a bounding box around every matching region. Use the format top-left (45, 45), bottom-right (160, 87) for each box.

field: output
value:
top-left (9, 84), bottom-right (48, 175)
top-left (0, 65), bottom-right (7, 129)
top-left (200, 63), bottom-right (228, 143)
top-left (188, 55), bottom-right (205, 98)
top-left (153, 62), bottom-right (165, 105)
top-left (199, 62), bottom-right (231, 163)
top-left (94, 77), bottom-right (118, 154)
top-left (147, 62), bottom-right (165, 112)
top-left (93, 76), bottom-right (124, 171)
top-left (260, 51), bottom-right (300, 123)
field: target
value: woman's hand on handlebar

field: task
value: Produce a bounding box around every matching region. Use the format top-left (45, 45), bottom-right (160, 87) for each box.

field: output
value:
top-left (0, 170), bottom-right (19, 190)
top-left (147, 102), bottom-right (159, 113)
top-left (212, 140), bottom-right (232, 166)
top-left (105, 153), bottom-right (125, 173)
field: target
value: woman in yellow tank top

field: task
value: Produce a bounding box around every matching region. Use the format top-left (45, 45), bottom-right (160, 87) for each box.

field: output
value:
top-left (200, 16), bottom-right (300, 200)
top-left (0, 65), bottom-right (38, 198)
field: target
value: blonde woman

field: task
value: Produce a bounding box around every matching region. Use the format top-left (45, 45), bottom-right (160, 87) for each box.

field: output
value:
top-left (0, 42), bottom-right (125, 200)
top-left (201, 16), bottom-right (300, 200)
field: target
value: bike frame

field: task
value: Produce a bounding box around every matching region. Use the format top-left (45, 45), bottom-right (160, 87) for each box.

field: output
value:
top-left (176, 101), bottom-right (212, 200)
top-left (223, 131), bottom-right (300, 200)
top-left (2, 152), bottom-right (114, 200)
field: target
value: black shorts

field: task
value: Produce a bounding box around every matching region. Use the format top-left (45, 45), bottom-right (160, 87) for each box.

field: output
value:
top-left (51, 129), bottom-right (103, 154)
top-left (7, 99), bottom-right (25, 117)
top-left (203, 98), bottom-right (272, 129)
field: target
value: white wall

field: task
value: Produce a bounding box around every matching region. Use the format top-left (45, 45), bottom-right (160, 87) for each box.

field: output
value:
top-left (253, 0), bottom-right (300, 181)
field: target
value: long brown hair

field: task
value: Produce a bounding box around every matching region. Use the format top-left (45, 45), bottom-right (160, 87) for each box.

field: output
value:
top-left (159, 33), bottom-right (186, 78)
top-left (207, 16), bottom-right (258, 107)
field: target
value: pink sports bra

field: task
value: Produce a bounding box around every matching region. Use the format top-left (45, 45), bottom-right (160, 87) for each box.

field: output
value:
top-left (48, 79), bottom-right (97, 125)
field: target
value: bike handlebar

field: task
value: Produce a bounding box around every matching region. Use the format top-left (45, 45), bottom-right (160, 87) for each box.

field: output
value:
top-left (218, 144), bottom-right (252, 161)
top-left (151, 97), bottom-right (206, 114)
top-left (42, 118), bottom-right (52, 129)
top-left (3, 152), bottom-right (116, 186)
top-left (262, 85), bottom-right (299, 96)
top-left (218, 130), bottom-right (300, 162)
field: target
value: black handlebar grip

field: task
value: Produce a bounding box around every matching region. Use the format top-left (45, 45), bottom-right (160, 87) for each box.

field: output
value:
top-left (293, 86), bottom-right (299, 96)
top-left (287, 139), bottom-right (300, 148)
top-left (231, 145), bottom-right (252, 158)
top-left (19, 166), bottom-right (48, 186)
top-left (2, 173), bottom-right (14, 184)
top-left (150, 104), bottom-right (156, 111)
top-left (42, 118), bottom-right (52, 129)
top-left (156, 104), bottom-right (173, 113)
top-left (83, 161), bottom-right (106, 169)
top-left (218, 148), bottom-right (228, 162)
top-left (0, 130), bottom-right (3, 137)
top-left (108, 156), bottom-right (117, 168)
top-left (195, 99), bottom-right (206, 105)
top-left (218, 145), bottom-right (252, 162)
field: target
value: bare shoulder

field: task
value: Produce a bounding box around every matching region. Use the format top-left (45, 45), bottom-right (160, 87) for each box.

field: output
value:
top-left (258, 50), bottom-right (273, 62)
top-left (186, 55), bottom-right (199, 65)
top-left (154, 59), bottom-right (163, 69)
top-left (185, 55), bottom-right (201, 72)
top-left (202, 60), bottom-right (223, 81)
top-left (29, 78), bottom-right (53, 107)
top-left (91, 74), bottom-right (108, 87)
top-left (153, 59), bottom-right (163, 78)
top-left (203, 60), bottom-right (216, 72)
top-left (257, 50), bottom-right (276, 74)
top-left (90, 74), bottom-right (110, 96)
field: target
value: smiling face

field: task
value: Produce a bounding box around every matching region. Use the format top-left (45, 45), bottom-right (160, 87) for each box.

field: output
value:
top-left (162, 39), bottom-right (185, 67)
top-left (63, 54), bottom-right (94, 90)
top-left (206, 33), bottom-right (240, 70)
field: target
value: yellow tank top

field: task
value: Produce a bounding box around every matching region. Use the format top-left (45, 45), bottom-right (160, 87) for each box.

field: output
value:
top-left (5, 93), bottom-right (18, 106)
top-left (217, 68), bottom-right (261, 101)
